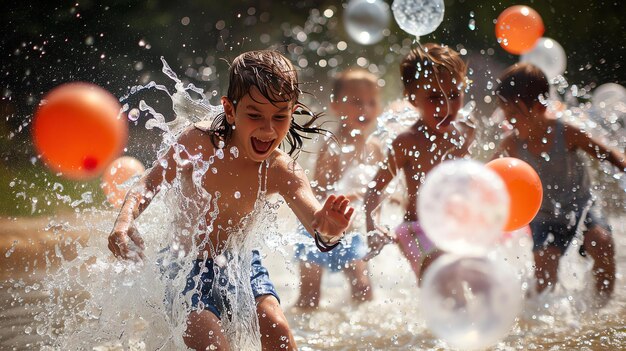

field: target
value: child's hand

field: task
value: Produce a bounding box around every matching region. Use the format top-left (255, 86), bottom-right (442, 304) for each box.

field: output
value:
top-left (363, 227), bottom-right (396, 261)
top-left (108, 219), bottom-right (145, 262)
top-left (312, 194), bottom-right (354, 241)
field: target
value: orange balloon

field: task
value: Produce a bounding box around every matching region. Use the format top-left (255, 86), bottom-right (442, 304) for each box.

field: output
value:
top-left (32, 82), bottom-right (128, 179)
top-left (101, 156), bottom-right (145, 207)
top-left (495, 5), bottom-right (544, 55)
top-left (486, 157), bottom-right (542, 231)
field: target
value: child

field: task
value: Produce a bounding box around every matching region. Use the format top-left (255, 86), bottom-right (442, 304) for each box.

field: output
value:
top-left (493, 63), bottom-right (625, 303)
top-left (294, 68), bottom-right (383, 308)
top-left (107, 50), bottom-right (354, 351)
top-left (363, 43), bottom-right (474, 284)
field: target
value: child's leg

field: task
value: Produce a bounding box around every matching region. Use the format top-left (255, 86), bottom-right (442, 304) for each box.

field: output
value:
top-left (395, 222), bottom-right (424, 282)
top-left (183, 310), bottom-right (230, 351)
top-left (296, 261), bottom-right (323, 308)
top-left (256, 295), bottom-right (297, 351)
top-left (344, 259), bottom-right (373, 303)
top-left (417, 250), bottom-right (444, 286)
top-left (533, 246), bottom-right (562, 293)
top-left (583, 225), bottom-right (615, 299)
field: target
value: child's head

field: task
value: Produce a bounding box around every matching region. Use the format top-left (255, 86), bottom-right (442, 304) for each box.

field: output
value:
top-left (330, 68), bottom-right (382, 135)
top-left (495, 63), bottom-right (549, 135)
top-left (400, 43), bottom-right (467, 133)
top-left (212, 50), bottom-right (325, 160)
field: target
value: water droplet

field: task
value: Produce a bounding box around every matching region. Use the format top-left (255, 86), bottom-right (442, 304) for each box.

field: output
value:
top-left (234, 191), bottom-right (241, 199)
top-left (216, 148), bottom-right (224, 159)
top-left (229, 146), bottom-right (239, 158)
top-left (128, 108), bottom-right (140, 121)
top-left (468, 19), bottom-right (476, 31)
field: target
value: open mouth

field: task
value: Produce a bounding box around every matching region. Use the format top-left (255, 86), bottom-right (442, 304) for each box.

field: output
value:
top-left (251, 137), bottom-right (274, 154)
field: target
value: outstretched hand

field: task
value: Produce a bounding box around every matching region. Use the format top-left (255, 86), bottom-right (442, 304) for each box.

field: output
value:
top-left (312, 194), bottom-right (354, 242)
top-left (363, 226), bottom-right (396, 261)
top-left (108, 220), bottom-right (146, 262)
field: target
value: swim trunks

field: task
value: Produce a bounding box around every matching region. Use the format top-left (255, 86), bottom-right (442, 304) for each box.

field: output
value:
top-left (180, 250), bottom-right (280, 319)
top-left (294, 225), bottom-right (367, 273)
top-left (394, 221), bottom-right (437, 276)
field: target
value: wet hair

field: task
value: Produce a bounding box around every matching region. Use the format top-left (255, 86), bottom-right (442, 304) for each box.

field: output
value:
top-left (400, 43), bottom-right (467, 91)
top-left (210, 50), bottom-right (327, 157)
top-left (331, 68), bottom-right (379, 103)
top-left (495, 63), bottom-right (549, 109)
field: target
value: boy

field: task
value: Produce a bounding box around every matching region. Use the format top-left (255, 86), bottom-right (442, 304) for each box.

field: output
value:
top-left (108, 50), bottom-right (354, 350)
top-left (294, 68), bottom-right (383, 308)
top-left (494, 63), bottom-right (625, 303)
top-left (363, 43), bottom-right (474, 284)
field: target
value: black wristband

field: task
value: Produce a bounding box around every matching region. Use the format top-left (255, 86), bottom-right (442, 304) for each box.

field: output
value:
top-left (313, 230), bottom-right (342, 252)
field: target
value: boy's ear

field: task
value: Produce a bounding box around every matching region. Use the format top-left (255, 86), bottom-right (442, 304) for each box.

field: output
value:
top-left (221, 96), bottom-right (236, 124)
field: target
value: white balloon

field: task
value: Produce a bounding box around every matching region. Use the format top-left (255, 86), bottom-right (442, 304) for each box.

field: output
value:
top-left (417, 160), bottom-right (509, 255)
top-left (344, 0), bottom-right (391, 45)
top-left (590, 83), bottom-right (626, 135)
top-left (520, 37), bottom-right (567, 80)
top-left (420, 255), bottom-right (523, 350)
top-left (592, 83), bottom-right (626, 108)
top-left (391, 0), bottom-right (445, 37)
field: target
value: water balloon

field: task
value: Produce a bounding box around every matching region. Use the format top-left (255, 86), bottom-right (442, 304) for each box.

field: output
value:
top-left (486, 157), bottom-right (542, 232)
top-left (420, 254), bottom-right (523, 350)
top-left (32, 82), bottom-right (128, 179)
top-left (391, 0), bottom-right (445, 37)
top-left (520, 38), bottom-right (567, 79)
top-left (592, 83), bottom-right (626, 109)
top-left (495, 5), bottom-right (544, 55)
top-left (417, 160), bottom-right (509, 256)
top-left (101, 156), bottom-right (145, 207)
top-left (344, 0), bottom-right (391, 45)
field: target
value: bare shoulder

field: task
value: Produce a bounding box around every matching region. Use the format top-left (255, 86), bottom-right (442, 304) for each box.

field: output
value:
top-left (268, 149), bottom-right (305, 178)
top-left (266, 149), bottom-right (308, 194)
top-left (176, 126), bottom-right (215, 156)
top-left (560, 120), bottom-right (594, 152)
top-left (392, 129), bottom-right (428, 153)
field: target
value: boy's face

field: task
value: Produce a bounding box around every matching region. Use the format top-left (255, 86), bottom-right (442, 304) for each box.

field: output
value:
top-left (405, 69), bottom-right (464, 134)
top-left (331, 80), bottom-right (381, 134)
top-left (223, 86), bottom-right (293, 162)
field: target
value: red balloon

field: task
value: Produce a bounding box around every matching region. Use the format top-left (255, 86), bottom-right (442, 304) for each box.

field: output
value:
top-left (495, 5), bottom-right (544, 55)
top-left (32, 83), bottom-right (128, 179)
top-left (101, 156), bottom-right (145, 207)
top-left (486, 157), bottom-right (542, 231)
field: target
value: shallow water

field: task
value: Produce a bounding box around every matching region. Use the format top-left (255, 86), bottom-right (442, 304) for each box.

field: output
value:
top-left (1, 209), bottom-right (624, 350)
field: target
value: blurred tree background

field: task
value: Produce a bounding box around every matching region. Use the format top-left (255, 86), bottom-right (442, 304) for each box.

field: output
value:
top-left (0, 0), bottom-right (624, 216)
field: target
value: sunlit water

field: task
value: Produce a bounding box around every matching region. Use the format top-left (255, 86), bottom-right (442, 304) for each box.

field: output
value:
top-left (1, 65), bottom-right (625, 350)
top-left (1, 210), bottom-right (625, 350)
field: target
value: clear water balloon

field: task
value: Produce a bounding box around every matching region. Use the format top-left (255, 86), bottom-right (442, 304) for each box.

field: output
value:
top-left (592, 83), bottom-right (626, 109)
top-left (520, 37), bottom-right (567, 80)
top-left (417, 160), bottom-right (510, 255)
top-left (344, 0), bottom-right (391, 45)
top-left (391, 0), bottom-right (445, 37)
top-left (420, 255), bottom-right (523, 350)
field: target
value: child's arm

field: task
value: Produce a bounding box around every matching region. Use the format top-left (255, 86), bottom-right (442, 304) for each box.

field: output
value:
top-left (311, 142), bottom-right (341, 200)
top-left (107, 129), bottom-right (198, 260)
top-left (446, 120), bottom-right (476, 158)
top-left (363, 137), bottom-right (407, 255)
top-left (271, 154), bottom-right (354, 245)
top-left (566, 123), bottom-right (626, 171)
